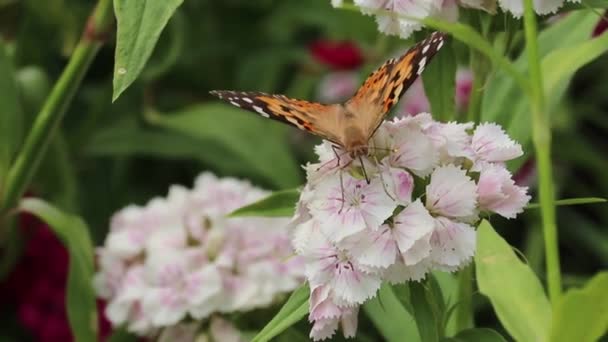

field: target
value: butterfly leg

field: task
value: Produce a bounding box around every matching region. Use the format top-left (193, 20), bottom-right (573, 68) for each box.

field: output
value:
top-left (372, 155), bottom-right (396, 201)
top-left (358, 155), bottom-right (370, 185)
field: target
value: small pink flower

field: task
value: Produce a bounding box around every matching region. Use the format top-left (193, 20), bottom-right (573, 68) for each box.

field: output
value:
top-left (309, 174), bottom-right (397, 242)
top-left (426, 164), bottom-right (478, 219)
top-left (309, 285), bottom-right (359, 341)
top-left (477, 164), bottom-right (531, 218)
top-left (304, 234), bottom-right (382, 305)
top-left (472, 123), bottom-right (523, 164)
top-left (429, 217), bottom-right (476, 271)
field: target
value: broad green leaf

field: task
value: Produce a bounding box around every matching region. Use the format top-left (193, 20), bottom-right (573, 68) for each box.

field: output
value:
top-left (363, 284), bottom-right (420, 342)
top-left (542, 31), bottom-right (608, 99)
top-left (550, 272), bottom-right (608, 342)
top-left (410, 281), bottom-right (440, 342)
top-left (475, 220), bottom-right (551, 342)
top-left (526, 197), bottom-right (606, 209)
top-left (151, 104), bottom-right (302, 188)
top-left (113, 0), bottom-right (184, 101)
top-left (0, 40), bottom-right (23, 187)
top-left (251, 283), bottom-right (310, 342)
top-left (229, 189), bottom-right (300, 217)
top-left (442, 328), bottom-right (507, 342)
top-left (422, 38), bottom-right (457, 121)
top-left (20, 198), bottom-right (97, 342)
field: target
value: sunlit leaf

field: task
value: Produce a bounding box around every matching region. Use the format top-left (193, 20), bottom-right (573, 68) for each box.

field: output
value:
top-left (475, 220), bottom-right (551, 342)
top-left (363, 284), bottom-right (420, 342)
top-left (112, 0), bottom-right (184, 101)
top-left (410, 281), bottom-right (440, 342)
top-left (229, 188), bottom-right (300, 217)
top-left (550, 272), bottom-right (608, 342)
top-left (20, 198), bottom-right (97, 342)
top-left (251, 283), bottom-right (310, 342)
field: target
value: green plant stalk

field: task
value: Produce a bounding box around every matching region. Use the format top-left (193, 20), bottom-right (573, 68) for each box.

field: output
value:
top-left (454, 263), bottom-right (474, 331)
top-left (522, 0), bottom-right (561, 305)
top-left (0, 0), bottom-right (114, 216)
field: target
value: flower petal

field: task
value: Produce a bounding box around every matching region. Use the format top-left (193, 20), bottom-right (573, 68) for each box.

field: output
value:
top-left (426, 164), bottom-right (478, 218)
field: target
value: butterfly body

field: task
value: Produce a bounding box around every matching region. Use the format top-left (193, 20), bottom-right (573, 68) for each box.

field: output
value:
top-left (210, 31), bottom-right (446, 159)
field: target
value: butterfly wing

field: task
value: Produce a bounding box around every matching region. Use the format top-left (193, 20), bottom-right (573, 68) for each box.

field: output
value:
top-left (345, 31), bottom-right (447, 140)
top-left (210, 90), bottom-right (346, 145)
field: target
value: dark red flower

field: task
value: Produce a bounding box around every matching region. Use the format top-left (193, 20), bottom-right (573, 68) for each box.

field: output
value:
top-left (0, 212), bottom-right (111, 341)
top-left (309, 40), bottom-right (364, 70)
top-left (593, 13), bottom-right (608, 37)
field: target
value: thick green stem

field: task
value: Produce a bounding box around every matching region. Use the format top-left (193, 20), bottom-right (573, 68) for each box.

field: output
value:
top-left (522, 0), bottom-right (561, 305)
top-left (0, 0), bottom-right (114, 216)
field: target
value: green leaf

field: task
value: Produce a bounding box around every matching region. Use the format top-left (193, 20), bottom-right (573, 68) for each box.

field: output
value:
top-left (442, 328), bottom-right (507, 342)
top-left (475, 220), bottom-right (551, 342)
top-left (0, 40), bottom-right (24, 187)
top-left (550, 272), bottom-right (608, 342)
top-left (150, 104), bottom-right (302, 188)
top-left (251, 283), bottom-right (310, 342)
top-left (20, 198), bottom-right (97, 342)
top-left (229, 188), bottom-right (300, 217)
top-left (526, 197), bottom-right (607, 209)
top-left (113, 0), bottom-right (184, 101)
top-left (480, 11), bottom-right (599, 170)
top-left (422, 38), bottom-right (457, 121)
top-left (542, 30), bottom-right (608, 99)
top-left (410, 281), bottom-right (441, 342)
top-left (363, 284), bottom-right (420, 342)
top-left (107, 327), bottom-right (138, 342)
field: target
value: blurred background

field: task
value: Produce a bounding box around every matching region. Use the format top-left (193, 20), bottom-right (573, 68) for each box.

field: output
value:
top-left (0, 0), bottom-right (607, 340)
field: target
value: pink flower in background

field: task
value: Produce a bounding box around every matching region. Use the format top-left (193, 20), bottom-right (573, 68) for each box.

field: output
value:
top-left (291, 115), bottom-right (529, 340)
top-left (309, 40), bottom-right (364, 70)
top-left (94, 173), bottom-right (304, 337)
top-left (317, 71), bottom-right (360, 103)
top-left (0, 213), bottom-right (111, 342)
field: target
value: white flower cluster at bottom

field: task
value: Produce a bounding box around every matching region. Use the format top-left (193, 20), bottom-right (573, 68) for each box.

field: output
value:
top-left (290, 113), bottom-right (530, 340)
top-left (94, 173), bottom-right (304, 338)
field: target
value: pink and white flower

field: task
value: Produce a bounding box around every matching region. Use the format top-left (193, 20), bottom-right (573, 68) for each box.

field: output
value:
top-left (94, 173), bottom-right (304, 337)
top-left (292, 115), bottom-right (529, 340)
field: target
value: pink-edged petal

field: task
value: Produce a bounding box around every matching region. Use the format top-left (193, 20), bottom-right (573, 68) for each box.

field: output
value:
top-left (381, 166), bottom-right (414, 206)
top-left (142, 287), bottom-right (188, 326)
top-left (332, 261), bottom-right (382, 305)
top-left (477, 164), bottom-right (531, 219)
top-left (392, 199), bottom-right (435, 254)
top-left (310, 317), bottom-right (339, 341)
top-left (429, 217), bottom-right (476, 271)
top-left (390, 127), bottom-right (439, 177)
top-left (348, 226), bottom-right (399, 268)
top-left (310, 174), bottom-right (396, 242)
top-left (472, 123), bottom-right (523, 162)
top-left (340, 306), bottom-right (359, 338)
top-left (385, 258), bottom-right (430, 283)
top-left (426, 164), bottom-right (477, 219)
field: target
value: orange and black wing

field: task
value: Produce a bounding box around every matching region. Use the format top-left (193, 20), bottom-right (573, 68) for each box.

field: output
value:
top-left (210, 90), bottom-right (345, 145)
top-left (345, 31), bottom-right (447, 138)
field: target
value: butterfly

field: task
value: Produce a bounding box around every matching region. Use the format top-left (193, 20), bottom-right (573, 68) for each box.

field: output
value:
top-left (210, 31), bottom-right (446, 159)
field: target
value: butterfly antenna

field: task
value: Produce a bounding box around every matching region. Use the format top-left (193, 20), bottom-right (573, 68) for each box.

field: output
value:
top-left (359, 155), bottom-right (370, 185)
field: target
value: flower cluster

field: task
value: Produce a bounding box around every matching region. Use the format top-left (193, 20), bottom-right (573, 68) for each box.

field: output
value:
top-left (94, 173), bottom-right (304, 337)
top-left (291, 113), bottom-right (530, 340)
top-left (331, 0), bottom-right (578, 38)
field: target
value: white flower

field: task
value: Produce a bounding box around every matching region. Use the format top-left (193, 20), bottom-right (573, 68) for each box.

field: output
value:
top-left (304, 234), bottom-right (382, 305)
top-left (355, 0), bottom-right (443, 39)
top-left (309, 173), bottom-right (397, 242)
top-left (309, 285), bottom-right (360, 341)
top-left (429, 217), bottom-right (476, 271)
top-left (426, 164), bottom-right (478, 219)
top-left (497, 0), bottom-right (577, 17)
top-left (477, 163), bottom-right (531, 218)
top-left (472, 122), bottom-right (523, 164)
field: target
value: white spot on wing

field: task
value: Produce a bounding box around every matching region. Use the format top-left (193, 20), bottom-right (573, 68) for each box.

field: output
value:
top-left (243, 98), bottom-right (253, 103)
top-left (230, 101), bottom-right (241, 107)
top-left (422, 45), bottom-right (430, 54)
top-left (417, 56), bottom-right (427, 75)
top-left (437, 40), bottom-right (444, 50)
top-left (253, 105), bottom-right (270, 118)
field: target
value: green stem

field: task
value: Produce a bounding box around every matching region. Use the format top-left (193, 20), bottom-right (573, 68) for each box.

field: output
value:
top-left (454, 264), bottom-right (474, 331)
top-left (0, 0), bottom-right (114, 216)
top-left (522, 0), bottom-right (561, 305)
